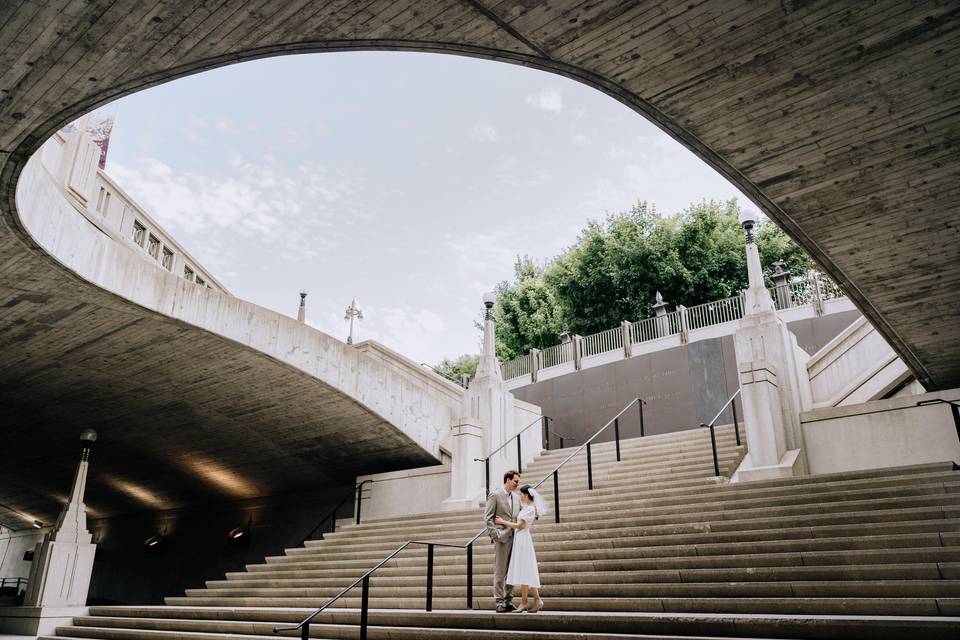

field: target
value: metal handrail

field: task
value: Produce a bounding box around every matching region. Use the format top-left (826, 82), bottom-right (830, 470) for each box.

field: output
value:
top-left (544, 428), bottom-right (576, 450)
top-left (916, 398), bottom-right (960, 444)
top-left (276, 397), bottom-right (644, 640)
top-left (475, 415), bottom-right (551, 496)
top-left (699, 388), bottom-right (742, 477)
top-left (532, 398), bottom-right (640, 495)
top-left (483, 415), bottom-right (548, 460)
top-left (419, 362), bottom-right (465, 387)
top-left (297, 480), bottom-right (371, 546)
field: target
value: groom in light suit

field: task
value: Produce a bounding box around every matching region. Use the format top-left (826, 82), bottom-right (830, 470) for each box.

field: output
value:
top-left (485, 469), bottom-right (520, 612)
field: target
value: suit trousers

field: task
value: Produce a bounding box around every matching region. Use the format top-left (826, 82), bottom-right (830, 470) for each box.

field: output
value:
top-left (493, 539), bottom-right (513, 604)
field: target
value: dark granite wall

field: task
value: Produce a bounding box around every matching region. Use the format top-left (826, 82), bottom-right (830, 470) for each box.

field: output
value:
top-left (514, 312), bottom-right (861, 446)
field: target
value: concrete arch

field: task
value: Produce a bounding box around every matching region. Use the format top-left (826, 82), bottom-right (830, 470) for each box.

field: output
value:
top-left (2, 1), bottom-right (958, 525)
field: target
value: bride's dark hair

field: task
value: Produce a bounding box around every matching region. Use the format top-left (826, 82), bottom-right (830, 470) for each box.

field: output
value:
top-left (518, 485), bottom-right (539, 519)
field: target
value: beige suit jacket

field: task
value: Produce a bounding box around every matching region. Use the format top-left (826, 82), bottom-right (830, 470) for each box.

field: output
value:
top-left (484, 487), bottom-right (519, 545)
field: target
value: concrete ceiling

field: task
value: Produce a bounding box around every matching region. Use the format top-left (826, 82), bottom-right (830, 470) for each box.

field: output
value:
top-left (1, 1), bottom-right (959, 526)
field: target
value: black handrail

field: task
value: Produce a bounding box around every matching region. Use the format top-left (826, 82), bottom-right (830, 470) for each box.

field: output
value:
top-left (275, 397), bottom-right (643, 640)
top-left (699, 388), bottom-right (742, 477)
top-left (531, 398), bottom-right (642, 521)
top-left (298, 480), bottom-right (371, 546)
top-left (916, 398), bottom-right (960, 444)
top-left (475, 415), bottom-right (551, 497)
top-left (544, 428), bottom-right (576, 450)
top-left (418, 362), bottom-right (466, 387)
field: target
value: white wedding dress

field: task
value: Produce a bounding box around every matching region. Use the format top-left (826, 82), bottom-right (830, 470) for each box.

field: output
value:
top-left (505, 505), bottom-right (540, 587)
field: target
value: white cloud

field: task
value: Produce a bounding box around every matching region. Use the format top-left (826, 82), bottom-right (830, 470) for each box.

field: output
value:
top-left (470, 122), bottom-right (501, 143)
top-left (107, 155), bottom-right (369, 267)
top-left (525, 89), bottom-right (563, 113)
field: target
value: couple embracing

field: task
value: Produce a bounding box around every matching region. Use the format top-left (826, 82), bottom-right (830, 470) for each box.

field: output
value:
top-left (484, 470), bottom-right (547, 613)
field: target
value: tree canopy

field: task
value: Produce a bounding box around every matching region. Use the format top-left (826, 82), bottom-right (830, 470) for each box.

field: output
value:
top-left (491, 199), bottom-right (812, 360)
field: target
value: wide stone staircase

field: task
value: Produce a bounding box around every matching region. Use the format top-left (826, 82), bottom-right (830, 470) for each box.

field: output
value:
top-left (46, 425), bottom-right (960, 639)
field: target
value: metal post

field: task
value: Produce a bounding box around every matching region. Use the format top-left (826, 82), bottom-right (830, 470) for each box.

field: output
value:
top-left (638, 398), bottom-right (645, 437)
top-left (517, 437), bottom-right (522, 474)
top-left (732, 398), bottom-right (741, 446)
top-left (466, 542), bottom-right (474, 610)
top-left (553, 471), bottom-right (560, 524)
top-left (542, 416), bottom-right (549, 450)
top-left (951, 403), bottom-right (960, 445)
top-left (355, 484), bottom-right (363, 525)
top-left (330, 505), bottom-right (337, 535)
top-left (484, 459), bottom-right (490, 498)
top-left (705, 423), bottom-right (720, 477)
top-left (586, 442), bottom-right (593, 490)
top-left (559, 436), bottom-right (564, 449)
top-left (426, 544), bottom-right (434, 612)
top-left (614, 417), bottom-right (621, 462)
top-left (300, 622), bottom-right (309, 640)
top-left (360, 576), bottom-right (370, 640)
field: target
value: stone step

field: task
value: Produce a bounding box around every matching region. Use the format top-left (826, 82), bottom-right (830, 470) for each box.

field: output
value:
top-left (304, 480), bottom-right (960, 549)
top-left (176, 578), bottom-right (960, 601)
top-left (349, 462), bottom-right (958, 528)
top-left (243, 521), bottom-right (960, 576)
top-left (75, 607), bottom-right (960, 640)
top-left (198, 561), bottom-right (960, 593)
top-left (268, 499), bottom-right (960, 565)
top-left (313, 478), bottom-right (960, 544)
top-left (220, 544), bottom-right (960, 584)
top-left (519, 440), bottom-right (743, 476)
top-left (161, 594), bottom-right (960, 616)
top-left (529, 426), bottom-right (742, 460)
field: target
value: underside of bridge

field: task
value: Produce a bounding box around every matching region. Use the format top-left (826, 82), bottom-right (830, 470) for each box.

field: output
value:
top-left (1, 1), bottom-right (958, 528)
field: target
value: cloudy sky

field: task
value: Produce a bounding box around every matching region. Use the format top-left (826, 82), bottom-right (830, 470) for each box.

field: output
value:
top-left (100, 51), bottom-right (749, 365)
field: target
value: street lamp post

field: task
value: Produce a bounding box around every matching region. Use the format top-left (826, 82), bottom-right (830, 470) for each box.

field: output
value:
top-left (344, 298), bottom-right (363, 345)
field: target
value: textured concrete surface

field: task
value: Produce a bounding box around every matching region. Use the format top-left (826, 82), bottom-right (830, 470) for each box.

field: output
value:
top-left (1, 2), bottom-right (959, 522)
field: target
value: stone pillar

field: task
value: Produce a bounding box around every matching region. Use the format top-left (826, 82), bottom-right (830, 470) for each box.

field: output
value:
top-left (573, 335), bottom-right (583, 370)
top-left (770, 260), bottom-right (791, 310)
top-left (529, 348), bottom-right (540, 383)
top-left (12, 431), bottom-right (99, 635)
top-left (444, 293), bottom-right (520, 510)
top-left (441, 419), bottom-right (485, 511)
top-left (652, 291), bottom-right (669, 338)
top-left (677, 305), bottom-right (690, 344)
top-left (621, 321), bottom-right (633, 358)
top-left (732, 212), bottom-right (808, 482)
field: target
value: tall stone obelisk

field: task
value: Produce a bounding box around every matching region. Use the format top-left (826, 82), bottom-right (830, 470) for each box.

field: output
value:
top-left (732, 212), bottom-right (810, 481)
top-left (443, 293), bottom-right (516, 510)
top-left (21, 430), bottom-right (98, 632)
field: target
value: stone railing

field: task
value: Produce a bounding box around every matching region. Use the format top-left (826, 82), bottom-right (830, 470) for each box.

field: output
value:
top-left (501, 271), bottom-right (847, 383)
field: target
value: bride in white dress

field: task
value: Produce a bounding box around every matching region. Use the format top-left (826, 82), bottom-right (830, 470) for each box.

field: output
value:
top-left (495, 484), bottom-right (547, 613)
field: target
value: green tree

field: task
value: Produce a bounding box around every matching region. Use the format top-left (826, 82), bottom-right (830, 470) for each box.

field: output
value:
top-left (433, 354), bottom-right (479, 382)
top-left (493, 257), bottom-right (564, 360)
top-left (756, 218), bottom-right (813, 281)
top-left (475, 197), bottom-right (816, 361)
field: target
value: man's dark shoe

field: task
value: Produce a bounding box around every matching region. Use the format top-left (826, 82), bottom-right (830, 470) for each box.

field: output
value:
top-left (495, 604), bottom-right (507, 613)
top-left (503, 602), bottom-right (517, 613)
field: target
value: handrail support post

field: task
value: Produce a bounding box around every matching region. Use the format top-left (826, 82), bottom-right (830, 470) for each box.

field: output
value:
top-left (586, 442), bottom-right (593, 490)
top-left (705, 422), bottom-right (720, 477)
top-left (732, 397), bottom-right (741, 446)
top-left (360, 576), bottom-right (370, 640)
top-left (426, 544), bottom-right (434, 612)
top-left (639, 398), bottom-right (645, 437)
top-left (466, 542), bottom-right (474, 609)
top-left (553, 471), bottom-right (560, 523)
top-left (614, 417), bottom-right (621, 462)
